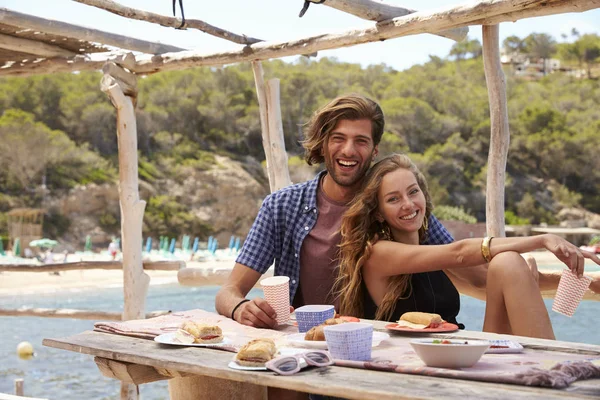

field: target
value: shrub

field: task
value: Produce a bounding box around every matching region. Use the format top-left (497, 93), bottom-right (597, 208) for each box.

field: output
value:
top-left (434, 205), bottom-right (477, 224)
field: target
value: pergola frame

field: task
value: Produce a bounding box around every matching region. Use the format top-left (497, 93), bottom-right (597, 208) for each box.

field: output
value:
top-left (2, 1), bottom-right (599, 398)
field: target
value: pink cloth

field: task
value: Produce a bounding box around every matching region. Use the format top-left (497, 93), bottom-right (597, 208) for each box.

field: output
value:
top-left (335, 339), bottom-right (600, 388)
top-left (94, 309), bottom-right (296, 351)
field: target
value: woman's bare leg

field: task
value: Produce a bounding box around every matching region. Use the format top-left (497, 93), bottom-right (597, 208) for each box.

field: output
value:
top-left (482, 251), bottom-right (555, 339)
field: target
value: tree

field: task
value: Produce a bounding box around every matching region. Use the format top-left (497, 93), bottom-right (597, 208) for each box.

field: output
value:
top-left (449, 38), bottom-right (482, 61)
top-left (524, 33), bottom-right (557, 75)
top-left (502, 35), bottom-right (525, 55)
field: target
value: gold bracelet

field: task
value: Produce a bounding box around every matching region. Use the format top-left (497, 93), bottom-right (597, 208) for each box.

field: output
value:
top-left (481, 236), bottom-right (494, 263)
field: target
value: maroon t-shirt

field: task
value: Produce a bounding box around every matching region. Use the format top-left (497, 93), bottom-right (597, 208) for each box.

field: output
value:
top-left (292, 176), bottom-right (348, 310)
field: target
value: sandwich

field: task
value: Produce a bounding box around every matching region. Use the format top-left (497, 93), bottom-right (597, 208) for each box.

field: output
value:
top-left (174, 321), bottom-right (224, 344)
top-left (396, 312), bottom-right (443, 329)
top-left (235, 338), bottom-right (277, 367)
top-left (304, 317), bottom-right (348, 341)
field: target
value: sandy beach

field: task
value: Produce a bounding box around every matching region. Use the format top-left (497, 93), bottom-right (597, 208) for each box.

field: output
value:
top-left (0, 250), bottom-right (597, 297)
top-left (0, 259), bottom-right (236, 296)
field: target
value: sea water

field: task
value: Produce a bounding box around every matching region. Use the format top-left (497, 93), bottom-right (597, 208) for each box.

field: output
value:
top-left (1, 268), bottom-right (598, 399)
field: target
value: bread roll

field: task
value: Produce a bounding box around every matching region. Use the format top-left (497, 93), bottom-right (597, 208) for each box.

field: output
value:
top-left (179, 321), bottom-right (224, 344)
top-left (304, 317), bottom-right (347, 341)
top-left (397, 312), bottom-right (443, 329)
top-left (235, 338), bottom-right (277, 367)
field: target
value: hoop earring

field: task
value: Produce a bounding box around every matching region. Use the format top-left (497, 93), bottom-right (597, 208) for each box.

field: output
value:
top-left (380, 222), bottom-right (392, 241)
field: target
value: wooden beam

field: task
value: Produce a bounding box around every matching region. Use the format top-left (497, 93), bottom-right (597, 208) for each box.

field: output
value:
top-left (95, 357), bottom-right (191, 384)
top-left (0, 8), bottom-right (185, 54)
top-left (0, 32), bottom-right (77, 58)
top-left (0, 260), bottom-right (184, 272)
top-left (0, 308), bottom-right (170, 320)
top-left (482, 24), bottom-right (509, 238)
top-left (73, 0), bottom-right (262, 45)
top-left (2, 0), bottom-right (599, 76)
top-left (322, 0), bottom-right (468, 42)
top-left (127, 0), bottom-right (600, 75)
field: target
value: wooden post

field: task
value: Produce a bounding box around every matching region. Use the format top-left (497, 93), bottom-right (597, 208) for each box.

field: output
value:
top-left (251, 61), bottom-right (277, 192)
top-left (265, 79), bottom-right (292, 191)
top-left (251, 62), bottom-right (291, 192)
top-left (482, 25), bottom-right (510, 237)
top-left (100, 53), bottom-right (148, 400)
top-left (14, 379), bottom-right (23, 396)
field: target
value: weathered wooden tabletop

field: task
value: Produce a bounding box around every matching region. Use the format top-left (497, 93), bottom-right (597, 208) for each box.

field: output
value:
top-left (43, 320), bottom-right (600, 400)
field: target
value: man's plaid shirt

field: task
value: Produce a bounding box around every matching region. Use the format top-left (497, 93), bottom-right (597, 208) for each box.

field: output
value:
top-left (236, 171), bottom-right (454, 303)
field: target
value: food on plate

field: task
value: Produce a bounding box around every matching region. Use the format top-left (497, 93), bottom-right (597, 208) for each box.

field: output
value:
top-left (235, 338), bottom-right (277, 367)
top-left (432, 339), bottom-right (468, 345)
top-left (334, 314), bottom-right (361, 323)
top-left (176, 321), bottom-right (224, 344)
top-left (304, 317), bottom-right (348, 341)
top-left (396, 312), bottom-right (444, 329)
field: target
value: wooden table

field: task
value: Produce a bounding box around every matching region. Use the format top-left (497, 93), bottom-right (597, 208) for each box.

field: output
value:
top-left (43, 320), bottom-right (600, 400)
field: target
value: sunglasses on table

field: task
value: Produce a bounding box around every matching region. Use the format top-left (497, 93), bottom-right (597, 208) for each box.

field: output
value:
top-left (266, 350), bottom-right (334, 375)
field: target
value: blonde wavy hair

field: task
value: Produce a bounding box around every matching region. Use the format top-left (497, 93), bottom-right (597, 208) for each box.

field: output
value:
top-left (302, 93), bottom-right (384, 166)
top-left (334, 154), bottom-right (433, 321)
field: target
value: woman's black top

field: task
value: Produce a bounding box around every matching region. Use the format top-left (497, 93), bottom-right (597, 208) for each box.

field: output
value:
top-left (362, 271), bottom-right (463, 328)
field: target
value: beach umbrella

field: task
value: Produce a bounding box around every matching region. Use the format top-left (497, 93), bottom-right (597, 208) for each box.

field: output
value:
top-left (228, 235), bottom-right (235, 250)
top-left (169, 238), bottom-right (176, 253)
top-left (0, 238), bottom-right (5, 256)
top-left (234, 237), bottom-right (241, 252)
top-left (145, 237), bottom-right (152, 253)
top-left (13, 238), bottom-right (21, 257)
top-left (84, 235), bottom-right (92, 252)
top-left (192, 237), bottom-right (199, 253)
top-left (29, 238), bottom-right (58, 249)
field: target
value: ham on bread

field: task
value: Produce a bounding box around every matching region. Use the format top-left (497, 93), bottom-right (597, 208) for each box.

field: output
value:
top-left (396, 312), bottom-right (444, 329)
top-left (177, 321), bottom-right (224, 344)
top-left (235, 338), bottom-right (277, 367)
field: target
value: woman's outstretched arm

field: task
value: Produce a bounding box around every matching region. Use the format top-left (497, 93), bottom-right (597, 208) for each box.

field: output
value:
top-left (365, 234), bottom-right (599, 278)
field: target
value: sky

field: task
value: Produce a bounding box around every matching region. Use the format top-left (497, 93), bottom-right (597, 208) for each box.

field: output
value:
top-left (4, 0), bottom-right (600, 71)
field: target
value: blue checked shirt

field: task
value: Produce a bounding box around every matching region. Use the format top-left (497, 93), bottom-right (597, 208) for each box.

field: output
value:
top-left (236, 171), bottom-right (455, 303)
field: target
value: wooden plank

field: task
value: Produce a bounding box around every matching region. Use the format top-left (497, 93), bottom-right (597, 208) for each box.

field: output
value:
top-left (0, 308), bottom-right (170, 320)
top-left (0, 8), bottom-right (184, 54)
top-left (73, 0), bottom-right (262, 45)
top-left (13, 379), bottom-right (23, 396)
top-left (0, 260), bottom-right (184, 272)
top-left (95, 357), bottom-right (181, 384)
top-left (482, 24), bottom-right (509, 238)
top-left (42, 330), bottom-right (600, 399)
top-left (322, 0), bottom-right (468, 42)
top-left (3, 0), bottom-right (599, 77)
top-left (0, 33), bottom-right (76, 58)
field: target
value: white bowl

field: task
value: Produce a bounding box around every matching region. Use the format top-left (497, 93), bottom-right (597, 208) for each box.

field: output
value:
top-left (409, 339), bottom-right (490, 368)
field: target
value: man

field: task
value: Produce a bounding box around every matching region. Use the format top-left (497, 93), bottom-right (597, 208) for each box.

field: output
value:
top-left (215, 93), bottom-right (455, 327)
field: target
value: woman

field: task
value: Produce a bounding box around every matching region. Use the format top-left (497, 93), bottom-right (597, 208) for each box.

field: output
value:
top-left (335, 154), bottom-right (599, 339)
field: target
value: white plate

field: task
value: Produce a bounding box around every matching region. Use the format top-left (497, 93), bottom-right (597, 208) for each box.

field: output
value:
top-left (228, 348), bottom-right (308, 371)
top-left (154, 332), bottom-right (232, 347)
top-left (284, 331), bottom-right (390, 349)
top-left (485, 339), bottom-right (524, 354)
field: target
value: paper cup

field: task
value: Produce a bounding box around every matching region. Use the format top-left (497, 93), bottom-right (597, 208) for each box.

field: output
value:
top-left (260, 276), bottom-right (290, 325)
top-left (323, 322), bottom-right (373, 361)
top-left (552, 270), bottom-right (592, 317)
top-left (295, 305), bottom-right (336, 333)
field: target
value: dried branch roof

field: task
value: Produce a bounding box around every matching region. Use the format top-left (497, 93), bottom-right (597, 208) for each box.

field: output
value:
top-left (0, 21), bottom-right (108, 63)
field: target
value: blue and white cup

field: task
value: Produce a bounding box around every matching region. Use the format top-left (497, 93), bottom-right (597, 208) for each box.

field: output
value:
top-left (295, 305), bottom-right (336, 333)
top-left (323, 322), bottom-right (373, 361)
